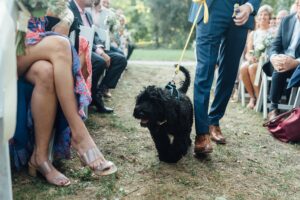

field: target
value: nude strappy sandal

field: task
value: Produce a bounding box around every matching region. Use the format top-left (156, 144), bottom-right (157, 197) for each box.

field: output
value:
top-left (28, 160), bottom-right (71, 186)
top-left (78, 147), bottom-right (117, 176)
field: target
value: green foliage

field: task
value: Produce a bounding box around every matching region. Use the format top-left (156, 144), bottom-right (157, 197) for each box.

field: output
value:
top-left (262, 0), bottom-right (295, 13)
top-left (111, 0), bottom-right (296, 49)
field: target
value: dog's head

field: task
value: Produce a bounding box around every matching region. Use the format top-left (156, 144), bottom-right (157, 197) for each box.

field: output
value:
top-left (133, 86), bottom-right (170, 127)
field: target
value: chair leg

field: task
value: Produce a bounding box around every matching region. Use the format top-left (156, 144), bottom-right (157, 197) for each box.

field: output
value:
top-left (293, 88), bottom-right (300, 108)
top-left (263, 74), bottom-right (268, 119)
top-left (0, 119), bottom-right (13, 200)
top-left (241, 81), bottom-right (246, 107)
top-left (288, 87), bottom-right (297, 105)
top-left (48, 130), bottom-right (55, 162)
top-left (255, 80), bottom-right (264, 112)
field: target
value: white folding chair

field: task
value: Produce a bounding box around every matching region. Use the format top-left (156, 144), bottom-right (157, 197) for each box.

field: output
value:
top-left (259, 72), bottom-right (298, 119)
top-left (0, 1), bottom-right (18, 199)
top-left (96, 27), bottom-right (110, 51)
top-left (293, 87), bottom-right (300, 107)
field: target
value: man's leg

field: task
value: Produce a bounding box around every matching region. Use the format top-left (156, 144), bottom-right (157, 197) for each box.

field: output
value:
top-left (100, 51), bottom-right (127, 89)
top-left (91, 52), bottom-right (113, 113)
top-left (269, 70), bottom-right (295, 111)
top-left (91, 52), bottom-right (106, 96)
top-left (193, 1), bottom-right (231, 154)
top-left (209, 24), bottom-right (248, 125)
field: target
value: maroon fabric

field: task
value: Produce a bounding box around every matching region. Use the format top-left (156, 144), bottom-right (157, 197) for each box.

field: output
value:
top-left (263, 108), bottom-right (300, 142)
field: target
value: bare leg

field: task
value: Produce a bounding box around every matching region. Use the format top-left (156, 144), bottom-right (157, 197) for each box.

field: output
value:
top-left (240, 63), bottom-right (256, 109)
top-left (17, 36), bottom-right (112, 170)
top-left (249, 63), bottom-right (260, 98)
top-left (24, 60), bottom-right (69, 186)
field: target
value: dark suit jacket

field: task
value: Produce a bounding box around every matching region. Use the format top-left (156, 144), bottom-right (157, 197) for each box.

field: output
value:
top-left (69, 0), bottom-right (104, 52)
top-left (263, 14), bottom-right (300, 77)
top-left (188, 0), bottom-right (261, 30)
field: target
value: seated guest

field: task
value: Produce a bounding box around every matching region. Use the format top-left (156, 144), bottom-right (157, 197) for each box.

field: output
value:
top-left (119, 14), bottom-right (135, 60)
top-left (270, 9), bottom-right (289, 35)
top-left (101, 0), bottom-right (110, 9)
top-left (240, 5), bottom-right (273, 109)
top-left (276, 10), bottom-right (289, 26)
top-left (69, 0), bottom-right (127, 110)
top-left (263, 0), bottom-right (300, 120)
top-left (12, 7), bottom-right (117, 186)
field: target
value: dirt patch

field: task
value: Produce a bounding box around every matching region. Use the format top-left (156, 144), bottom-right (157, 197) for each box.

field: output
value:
top-left (13, 64), bottom-right (300, 200)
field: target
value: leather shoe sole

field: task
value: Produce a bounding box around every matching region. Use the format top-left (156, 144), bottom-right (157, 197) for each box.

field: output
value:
top-left (194, 147), bottom-right (213, 155)
top-left (211, 136), bottom-right (226, 144)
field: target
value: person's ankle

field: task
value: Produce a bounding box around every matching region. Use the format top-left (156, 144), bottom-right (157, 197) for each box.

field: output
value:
top-left (30, 152), bottom-right (48, 166)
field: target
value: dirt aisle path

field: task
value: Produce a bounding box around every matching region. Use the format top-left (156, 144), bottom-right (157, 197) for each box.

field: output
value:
top-left (13, 63), bottom-right (300, 200)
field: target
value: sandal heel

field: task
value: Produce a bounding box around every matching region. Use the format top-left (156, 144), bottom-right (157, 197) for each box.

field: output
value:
top-left (28, 162), bottom-right (37, 177)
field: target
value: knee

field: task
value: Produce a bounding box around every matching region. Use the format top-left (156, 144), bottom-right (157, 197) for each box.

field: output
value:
top-left (31, 61), bottom-right (55, 92)
top-left (116, 54), bottom-right (127, 69)
top-left (50, 37), bottom-right (71, 61)
top-left (240, 64), bottom-right (249, 75)
top-left (249, 64), bottom-right (257, 73)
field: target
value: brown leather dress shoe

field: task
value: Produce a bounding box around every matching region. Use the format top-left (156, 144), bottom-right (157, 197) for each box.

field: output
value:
top-left (194, 135), bottom-right (213, 154)
top-left (267, 109), bottom-right (279, 121)
top-left (209, 125), bottom-right (226, 144)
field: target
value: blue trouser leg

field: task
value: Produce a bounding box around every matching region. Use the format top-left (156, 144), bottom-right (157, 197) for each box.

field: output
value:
top-left (270, 69), bottom-right (295, 111)
top-left (208, 23), bottom-right (248, 126)
top-left (194, 0), bottom-right (233, 135)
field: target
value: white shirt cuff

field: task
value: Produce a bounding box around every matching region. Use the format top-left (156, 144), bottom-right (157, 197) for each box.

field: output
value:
top-left (245, 2), bottom-right (254, 13)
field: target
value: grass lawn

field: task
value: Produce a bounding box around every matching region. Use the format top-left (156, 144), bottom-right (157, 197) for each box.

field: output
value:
top-left (130, 49), bottom-right (195, 61)
top-left (12, 63), bottom-right (300, 200)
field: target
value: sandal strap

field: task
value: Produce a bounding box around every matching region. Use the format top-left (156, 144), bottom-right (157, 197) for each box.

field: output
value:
top-left (51, 174), bottom-right (70, 186)
top-left (80, 147), bottom-right (103, 166)
top-left (37, 161), bottom-right (52, 176)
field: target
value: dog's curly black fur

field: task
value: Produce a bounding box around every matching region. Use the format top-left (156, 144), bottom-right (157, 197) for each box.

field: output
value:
top-left (133, 66), bottom-right (193, 163)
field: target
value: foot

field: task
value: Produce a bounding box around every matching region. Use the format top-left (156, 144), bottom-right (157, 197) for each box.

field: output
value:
top-left (71, 134), bottom-right (117, 176)
top-left (91, 94), bottom-right (114, 113)
top-left (103, 89), bottom-right (112, 98)
top-left (194, 134), bottom-right (213, 155)
top-left (246, 98), bottom-right (256, 109)
top-left (209, 125), bottom-right (226, 144)
top-left (267, 109), bottom-right (279, 121)
top-left (29, 153), bottom-right (70, 186)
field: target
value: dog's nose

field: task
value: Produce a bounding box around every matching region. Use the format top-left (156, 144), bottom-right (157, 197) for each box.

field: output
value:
top-left (133, 106), bottom-right (140, 116)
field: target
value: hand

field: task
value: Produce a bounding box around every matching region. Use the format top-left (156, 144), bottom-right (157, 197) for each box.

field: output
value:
top-left (96, 47), bottom-right (111, 68)
top-left (250, 56), bottom-right (258, 64)
top-left (280, 56), bottom-right (299, 72)
top-left (102, 53), bottom-right (111, 68)
top-left (233, 4), bottom-right (252, 26)
top-left (270, 54), bottom-right (286, 72)
top-left (52, 21), bottom-right (70, 36)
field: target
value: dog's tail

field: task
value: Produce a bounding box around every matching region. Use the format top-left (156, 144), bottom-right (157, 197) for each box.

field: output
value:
top-left (177, 65), bottom-right (191, 94)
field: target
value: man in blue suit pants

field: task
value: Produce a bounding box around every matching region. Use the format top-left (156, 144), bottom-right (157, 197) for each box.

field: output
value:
top-left (189, 0), bottom-right (261, 155)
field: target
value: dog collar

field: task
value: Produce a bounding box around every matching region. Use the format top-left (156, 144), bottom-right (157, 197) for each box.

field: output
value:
top-left (165, 82), bottom-right (180, 99)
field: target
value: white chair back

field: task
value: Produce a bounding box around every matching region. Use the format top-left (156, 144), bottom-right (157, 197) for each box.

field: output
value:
top-left (79, 25), bottom-right (96, 117)
top-left (80, 25), bottom-right (95, 57)
top-left (0, 1), bottom-right (17, 199)
top-left (96, 28), bottom-right (110, 51)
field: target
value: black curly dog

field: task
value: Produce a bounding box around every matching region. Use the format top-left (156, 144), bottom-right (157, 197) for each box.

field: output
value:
top-left (133, 66), bottom-right (193, 163)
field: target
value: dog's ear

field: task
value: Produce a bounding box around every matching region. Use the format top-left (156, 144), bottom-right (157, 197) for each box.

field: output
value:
top-left (148, 87), bottom-right (171, 103)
